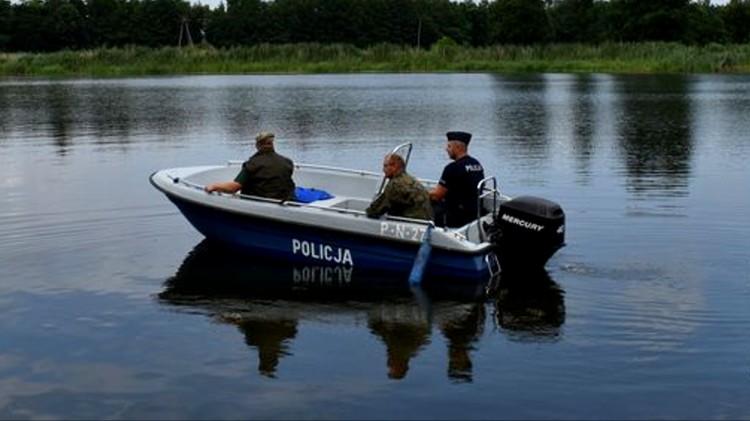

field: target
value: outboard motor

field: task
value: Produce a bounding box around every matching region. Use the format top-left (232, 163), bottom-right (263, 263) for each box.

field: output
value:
top-left (488, 196), bottom-right (565, 272)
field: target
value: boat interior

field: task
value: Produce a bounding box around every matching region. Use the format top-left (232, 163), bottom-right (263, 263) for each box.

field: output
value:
top-left (174, 142), bottom-right (506, 245)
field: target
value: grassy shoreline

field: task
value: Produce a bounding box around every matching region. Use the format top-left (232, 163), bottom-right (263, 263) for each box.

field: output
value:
top-left (2, 42), bottom-right (750, 77)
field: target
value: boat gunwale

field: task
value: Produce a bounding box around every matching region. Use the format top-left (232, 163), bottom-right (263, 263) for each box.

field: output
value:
top-left (152, 165), bottom-right (432, 224)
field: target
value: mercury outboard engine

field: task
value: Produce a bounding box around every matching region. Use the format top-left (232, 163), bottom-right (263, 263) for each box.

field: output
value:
top-left (488, 196), bottom-right (565, 272)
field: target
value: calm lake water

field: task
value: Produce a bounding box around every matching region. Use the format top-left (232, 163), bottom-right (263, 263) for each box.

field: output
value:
top-left (1, 73), bottom-right (749, 420)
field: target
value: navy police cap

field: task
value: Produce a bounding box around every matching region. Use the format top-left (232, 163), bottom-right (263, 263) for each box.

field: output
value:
top-left (446, 131), bottom-right (472, 144)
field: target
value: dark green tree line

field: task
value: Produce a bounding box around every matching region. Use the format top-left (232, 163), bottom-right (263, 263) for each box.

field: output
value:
top-left (1, 0), bottom-right (748, 53)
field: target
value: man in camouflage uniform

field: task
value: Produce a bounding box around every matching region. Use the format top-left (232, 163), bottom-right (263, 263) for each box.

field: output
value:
top-left (366, 154), bottom-right (433, 220)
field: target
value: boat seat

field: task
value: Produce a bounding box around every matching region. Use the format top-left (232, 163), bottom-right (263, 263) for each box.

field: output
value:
top-left (326, 198), bottom-right (370, 212)
top-left (295, 195), bottom-right (369, 213)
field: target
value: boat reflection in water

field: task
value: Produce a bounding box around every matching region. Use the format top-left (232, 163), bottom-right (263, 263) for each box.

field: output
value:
top-left (158, 240), bottom-right (564, 381)
top-left (492, 269), bottom-right (566, 342)
top-left (159, 240), bottom-right (487, 381)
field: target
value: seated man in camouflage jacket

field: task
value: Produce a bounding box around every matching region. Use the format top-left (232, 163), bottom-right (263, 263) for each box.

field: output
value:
top-left (366, 153), bottom-right (433, 221)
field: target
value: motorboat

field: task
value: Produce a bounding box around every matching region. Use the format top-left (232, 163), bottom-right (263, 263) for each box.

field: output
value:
top-left (150, 143), bottom-right (565, 286)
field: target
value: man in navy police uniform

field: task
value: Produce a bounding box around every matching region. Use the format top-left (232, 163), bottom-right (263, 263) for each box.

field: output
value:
top-left (429, 131), bottom-right (485, 228)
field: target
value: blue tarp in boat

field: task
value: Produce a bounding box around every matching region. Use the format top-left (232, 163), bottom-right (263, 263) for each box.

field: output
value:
top-left (294, 187), bottom-right (334, 203)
